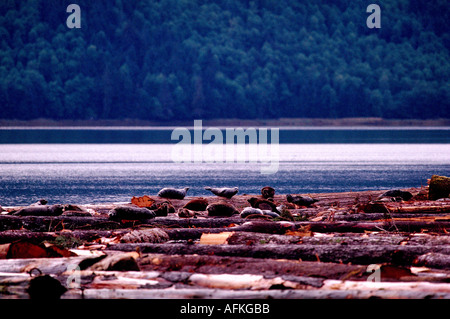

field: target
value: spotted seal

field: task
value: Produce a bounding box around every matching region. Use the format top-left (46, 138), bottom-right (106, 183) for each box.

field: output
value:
top-left (206, 202), bottom-right (239, 217)
top-left (247, 197), bottom-right (279, 212)
top-left (13, 204), bottom-right (64, 216)
top-left (204, 187), bottom-right (239, 199)
top-left (378, 189), bottom-right (413, 201)
top-left (108, 205), bottom-right (156, 221)
top-left (286, 194), bottom-right (319, 207)
top-left (157, 187), bottom-right (189, 199)
top-left (240, 207), bottom-right (263, 218)
top-left (183, 198), bottom-right (208, 211)
top-left (178, 208), bottom-right (200, 218)
top-left (150, 202), bottom-right (175, 216)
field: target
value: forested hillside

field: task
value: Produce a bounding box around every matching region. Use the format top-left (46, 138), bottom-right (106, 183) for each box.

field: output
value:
top-left (0, 0), bottom-right (449, 121)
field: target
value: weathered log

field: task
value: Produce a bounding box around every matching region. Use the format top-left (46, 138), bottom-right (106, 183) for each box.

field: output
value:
top-left (2, 228), bottom-right (450, 249)
top-left (67, 287), bottom-right (450, 299)
top-left (0, 256), bottom-right (92, 274)
top-left (1, 214), bottom-right (449, 237)
top-left (139, 253), bottom-right (449, 283)
top-left (414, 252), bottom-right (450, 269)
top-left (299, 220), bottom-right (450, 233)
top-left (0, 253), bottom-right (362, 281)
top-left (107, 242), bottom-right (450, 265)
top-left (330, 212), bottom-right (450, 221)
top-left (163, 219), bottom-right (450, 234)
top-left (138, 253), bottom-right (364, 281)
top-left (225, 231), bottom-right (450, 247)
top-left (3, 269), bottom-right (450, 299)
top-left (0, 215), bottom-right (121, 231)
top-left (0, 230), bottom-right (58, 244)
top-left (362, 201), bottom-right (450, 214)
top-left (0, 230), bottom-right (130, 246)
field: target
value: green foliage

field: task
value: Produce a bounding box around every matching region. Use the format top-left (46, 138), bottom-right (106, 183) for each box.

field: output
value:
top-left (0, 0), bottom-right (448, 121)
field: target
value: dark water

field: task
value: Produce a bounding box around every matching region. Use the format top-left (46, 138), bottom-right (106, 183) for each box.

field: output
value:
top-left (0, 127), bottom-right (449, 144)
top-left (0, 127), bottom-right (449, 206)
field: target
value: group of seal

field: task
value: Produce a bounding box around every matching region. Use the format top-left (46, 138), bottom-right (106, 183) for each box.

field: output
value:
top-left (157, 186), bottom-right (240, 200)
top-left (113, 185), bottom-right (322, 220)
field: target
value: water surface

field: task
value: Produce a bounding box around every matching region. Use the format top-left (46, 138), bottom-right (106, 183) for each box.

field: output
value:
top-left (0, 127), bottom-right (448, 206)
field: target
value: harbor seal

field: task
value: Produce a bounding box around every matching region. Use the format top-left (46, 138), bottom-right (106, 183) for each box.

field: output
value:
top-left (262, 210), bottom-right (280, 218)
top-left (378, 189), bottom-right (413, 201)
top-left (261, 186), bottom-right (275, 199)
top-left (240, 207), bottom-right (263, 218)
top-left (286, 194), bottom-right (319, 207)
top-left (178, 208), bottom-right (201, 218)
top-left (204, 187), bottom-right (239, 199)
top-left (247, 197), bottom-right (279, 212)
top-left (206, 202), bottom-right (239, 217)
top-left (12, 204), bottom-right (64, 216)
top-left (108, 205), bottom-right (156, 221)
top-left (157, 187), bottom-right (189, 199)
top-left (151, 202), bottom-right (175, 216)
top-left (205, 187), bottom-right (239, 199)
top-left (183, 198), bottom-right (208, 211)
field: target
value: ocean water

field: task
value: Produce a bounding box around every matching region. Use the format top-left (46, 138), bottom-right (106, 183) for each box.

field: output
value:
top-left (0, 127), bottom-right (448, 206)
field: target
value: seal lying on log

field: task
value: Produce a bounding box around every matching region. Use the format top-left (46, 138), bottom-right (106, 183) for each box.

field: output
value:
top-left (108, 205), bottom-right (156, 221)
top-left (378, 189), bottom-right (413, 201)
top-left (204, 187), bottom-right (239, 199)
top-left (247, 197), bottom-right (279, 212)
top-left (178, 208), bottom-right (202, 218)
top-left (286, 194), bottom-right (319, 207)
top-left (183, 198), bottom-right (209, 211)
top-left (206, 202), bottom-right (239, 217)
top-left (240, 207), bottom-right (263, 218)
top-left (157, 187), bottom-right (189, 199)
top-left (12, 204), bottom-right (64, 216)
top-left (149, 202), bottom-right (175, 216)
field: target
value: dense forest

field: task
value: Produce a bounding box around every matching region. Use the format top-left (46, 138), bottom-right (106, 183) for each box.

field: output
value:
top-left (0, 0), bottom-right (449, 121)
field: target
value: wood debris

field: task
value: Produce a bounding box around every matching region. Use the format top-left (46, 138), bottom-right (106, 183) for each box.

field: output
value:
top-left (1, 186), bottom-right (450, 299)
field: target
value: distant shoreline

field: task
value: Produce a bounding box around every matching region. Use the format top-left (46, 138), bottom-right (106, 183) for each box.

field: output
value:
top-left (0, 117), bottom-right (449, 128)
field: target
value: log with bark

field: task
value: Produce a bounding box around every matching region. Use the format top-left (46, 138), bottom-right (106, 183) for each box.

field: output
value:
top-left (107, 242), bottom-right (450, 265)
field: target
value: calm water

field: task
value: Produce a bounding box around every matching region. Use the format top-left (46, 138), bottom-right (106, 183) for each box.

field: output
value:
top-left (0, 127), bottom-right (449, 206)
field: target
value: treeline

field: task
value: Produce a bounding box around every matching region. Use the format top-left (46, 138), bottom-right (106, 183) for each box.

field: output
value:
top-left (0, 0), bottom-right (449, 121)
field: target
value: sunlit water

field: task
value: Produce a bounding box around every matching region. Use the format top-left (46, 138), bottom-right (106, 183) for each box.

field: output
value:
top-left (0, 136), bottom-right (449, 206)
